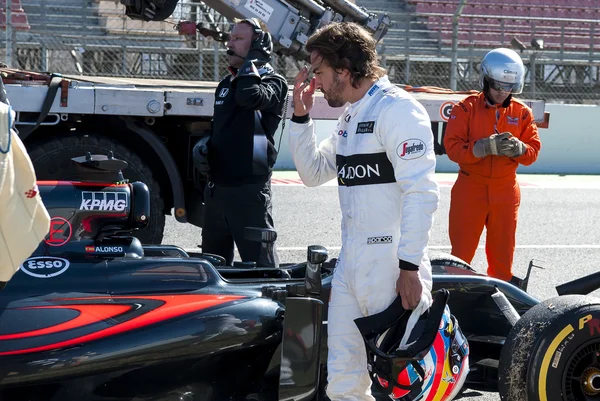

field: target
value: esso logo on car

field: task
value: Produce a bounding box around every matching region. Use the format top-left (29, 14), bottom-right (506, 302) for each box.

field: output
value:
top-left (20, 257), bottom-right (70, 279)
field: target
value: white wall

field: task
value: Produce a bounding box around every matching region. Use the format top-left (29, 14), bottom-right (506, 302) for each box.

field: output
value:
top-left (274, 104), bottom-right (600, 175)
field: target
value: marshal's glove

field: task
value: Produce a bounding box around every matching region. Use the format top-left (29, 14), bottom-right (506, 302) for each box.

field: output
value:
top-left (500, 136), bottom-right (527, 158)
top-left (472, 132), bottom-right (513, 158)
top-left (233, 31), bottom-right (273, 84)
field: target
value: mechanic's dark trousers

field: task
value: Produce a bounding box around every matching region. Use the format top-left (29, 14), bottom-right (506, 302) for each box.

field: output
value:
top-left (201, 180), bottom-right (279, 267)
top-left (448, 170), bottom-right (521, 282)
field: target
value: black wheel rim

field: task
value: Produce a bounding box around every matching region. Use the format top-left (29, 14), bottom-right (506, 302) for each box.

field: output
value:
top-left (563, 340), bottom-right (600, 401)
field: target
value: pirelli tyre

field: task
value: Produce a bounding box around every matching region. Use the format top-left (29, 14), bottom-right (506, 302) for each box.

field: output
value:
top-left (429, 251), bottom-right (477, 275)
top-left (27, 135), bottom-right (165, 244)
top-left (498, 295), bottom-right (600, 401)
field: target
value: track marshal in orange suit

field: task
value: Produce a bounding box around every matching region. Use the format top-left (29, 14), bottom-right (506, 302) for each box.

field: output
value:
top-left (444, 47), bottom-right (541, 283)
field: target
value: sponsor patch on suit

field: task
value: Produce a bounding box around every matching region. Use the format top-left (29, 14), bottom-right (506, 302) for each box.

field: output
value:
top-left (367, 236), bottom-right (393, 245)
top-left (356, 121), bottom-right (375, 134)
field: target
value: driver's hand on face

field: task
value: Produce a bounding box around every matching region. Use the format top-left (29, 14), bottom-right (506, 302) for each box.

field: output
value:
top-left (292, 65), bottom-right (316, 117)
top-left (396, 270), bottom-right (423, 310)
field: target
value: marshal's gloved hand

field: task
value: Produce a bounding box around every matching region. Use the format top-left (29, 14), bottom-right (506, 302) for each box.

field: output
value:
top-left (499, 136), bottom-right (527, 158)
top-left (233, 31), bottom-right (273, 84)
top-left (472, 132), bottom-right (513, 158)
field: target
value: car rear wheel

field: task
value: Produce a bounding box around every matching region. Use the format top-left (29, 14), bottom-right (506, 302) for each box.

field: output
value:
top-left (27, 134), bottom-right (165, 244)
top-left (499, 295), bottom-right (600, 401)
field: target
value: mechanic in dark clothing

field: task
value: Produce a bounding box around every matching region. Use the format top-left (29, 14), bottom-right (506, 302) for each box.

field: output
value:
top-left (197, 18), bottom-right (288, 267)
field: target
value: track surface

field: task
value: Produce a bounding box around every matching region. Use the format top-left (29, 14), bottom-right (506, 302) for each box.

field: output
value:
top-left (162, 172), bottom-right (600, 401)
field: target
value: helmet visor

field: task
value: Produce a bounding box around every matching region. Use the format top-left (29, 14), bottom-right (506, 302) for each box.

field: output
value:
top-left (486, 77), bottom-right (520, 93)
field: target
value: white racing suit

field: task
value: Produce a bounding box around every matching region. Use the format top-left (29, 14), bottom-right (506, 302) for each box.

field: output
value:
top-left (288, 76), bottom-right (440, 401)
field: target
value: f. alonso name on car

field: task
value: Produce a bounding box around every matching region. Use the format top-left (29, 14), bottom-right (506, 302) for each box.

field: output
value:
top-left (336, 153), bottom-right (395, 187)
top-left (85, 246), bottom-right (125, 254)
top-left (80, 191), bottom-right (128, 212)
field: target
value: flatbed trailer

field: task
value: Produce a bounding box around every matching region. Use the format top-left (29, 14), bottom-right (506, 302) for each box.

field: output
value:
top-left (1, 68), bottom-right (549, 243)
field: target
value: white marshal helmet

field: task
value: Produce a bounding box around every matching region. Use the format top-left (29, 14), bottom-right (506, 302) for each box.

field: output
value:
top-left (479, 48), bottom-right (525, 94)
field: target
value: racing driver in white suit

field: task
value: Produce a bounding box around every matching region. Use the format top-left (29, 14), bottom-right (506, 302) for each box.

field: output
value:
top-left (288, 22), bottom-right (440, 401)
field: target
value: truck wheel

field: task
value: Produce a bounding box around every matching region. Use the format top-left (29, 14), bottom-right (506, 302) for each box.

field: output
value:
top-left (27, 135), bottom-right (165, 244)
top-left (429, 251), bottom-right (477, 274)
top-left (498, 295), bottom-right (600, 401)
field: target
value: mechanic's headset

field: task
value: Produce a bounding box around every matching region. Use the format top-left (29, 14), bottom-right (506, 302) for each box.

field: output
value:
top-left (226, 18), bottom-right (273, 60)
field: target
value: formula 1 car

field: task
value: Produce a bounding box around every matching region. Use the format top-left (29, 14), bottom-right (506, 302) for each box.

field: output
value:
top-left (1, 154), bottom-right (599, 401)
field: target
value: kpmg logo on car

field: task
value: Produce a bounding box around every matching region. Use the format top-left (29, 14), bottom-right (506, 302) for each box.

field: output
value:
top-left (20, 257), bottom-right (70, 278)
top-left (80, 191), bottom-right (128, 212)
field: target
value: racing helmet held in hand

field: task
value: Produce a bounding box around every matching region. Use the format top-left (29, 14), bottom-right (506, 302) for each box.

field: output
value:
top-left (479, 47), bottom-right (525, 94)
top-left (354, 290), bottom-right (470, 401)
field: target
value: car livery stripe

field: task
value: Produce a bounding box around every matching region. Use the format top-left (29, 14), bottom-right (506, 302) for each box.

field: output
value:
top-left (538, 324), bottom-right (575, 401)
top-left (0, 294), bottom-right (245, 356)
top-left (0, 304), bottom-right (132, 340)
top-left (37, 181), bottom-right (129, 187)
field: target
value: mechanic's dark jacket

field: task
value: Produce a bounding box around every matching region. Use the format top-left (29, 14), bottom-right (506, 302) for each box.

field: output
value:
top-left (208, 65), bottom-right (288, 185)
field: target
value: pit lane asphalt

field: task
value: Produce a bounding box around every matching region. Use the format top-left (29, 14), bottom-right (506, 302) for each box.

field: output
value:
top-left (162, 172), bottom-right (600, 401)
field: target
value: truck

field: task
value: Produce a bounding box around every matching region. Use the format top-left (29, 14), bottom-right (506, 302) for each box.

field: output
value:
top-left (2, 0), bottom-right (549, 244)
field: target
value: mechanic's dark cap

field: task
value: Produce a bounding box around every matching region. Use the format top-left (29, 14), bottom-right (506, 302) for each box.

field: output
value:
top-left (354, 290), bottom-right (449, 388)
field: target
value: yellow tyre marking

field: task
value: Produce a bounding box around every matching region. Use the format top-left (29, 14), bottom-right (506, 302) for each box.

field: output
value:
top-left (579, 314), bottom-right (593, 330)
top-left (538, 324), bottom-right (575, 401)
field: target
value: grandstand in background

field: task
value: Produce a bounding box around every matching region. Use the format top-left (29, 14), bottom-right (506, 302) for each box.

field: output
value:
top-left (0, 0), bottom-right (599, 103)
top-left (358, 0), bottom-right (600, 103)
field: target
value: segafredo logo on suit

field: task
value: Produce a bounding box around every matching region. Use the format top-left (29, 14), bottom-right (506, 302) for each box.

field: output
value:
top-left (397, 139), bottom-right (427, 160)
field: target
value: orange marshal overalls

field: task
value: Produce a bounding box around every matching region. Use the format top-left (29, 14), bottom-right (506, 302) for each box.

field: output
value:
top-left (443, 92), bottom-right (541, 281)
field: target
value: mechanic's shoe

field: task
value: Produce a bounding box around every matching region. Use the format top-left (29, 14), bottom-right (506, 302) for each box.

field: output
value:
top-left (510, 275), bottom-right (527, 291)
